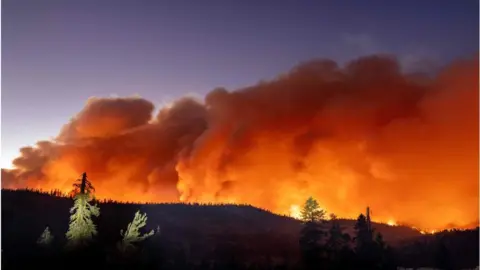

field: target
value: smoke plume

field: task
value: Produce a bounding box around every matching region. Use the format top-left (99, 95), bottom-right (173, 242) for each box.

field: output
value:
top-left (2, 54), bottom-right (478, 230)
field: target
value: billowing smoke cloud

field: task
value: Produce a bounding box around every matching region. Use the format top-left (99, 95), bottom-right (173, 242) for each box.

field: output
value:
top-left (2, 54), bottom-right (478, 230)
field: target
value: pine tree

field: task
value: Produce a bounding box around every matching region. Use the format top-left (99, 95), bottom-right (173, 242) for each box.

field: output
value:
top-left (354, 213), bottom-right (374, 251)
top-left (366, 207), bottom-right (372, 232)
top-left (117, 211), bottom-right (156, 254)
top-left (374, 232), bottom-right (395, 269)
top-left (72, 172), bottom-right (95, 195)
top-left (300, 196), bottom-right (326, 223)
top-left (299, 196), bottom-right (328, 269)
top-left (37, 226), bottom-right (54, 247)
top-left (325, 215), bottom-right (353, 269)
top-left (326, 217), bottom-right (350, 253)
top-left (354, 207), bottom-right (395, 270)
top-left (375, 232), bottom-right (385, 250)
top-left (65, 172), bottom-right (100, 249)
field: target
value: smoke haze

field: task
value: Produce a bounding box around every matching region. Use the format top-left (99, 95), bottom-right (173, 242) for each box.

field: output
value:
top-left (2, 54), bottom-right (478, 231)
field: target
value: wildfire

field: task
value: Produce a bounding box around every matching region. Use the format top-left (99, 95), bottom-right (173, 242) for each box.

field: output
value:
top-left (289, 205), bottom-right (302, 219)
top-left (387, 219), bottom-right (397, 226)
top-left (1, 55), bottom-right (478, 232)
top-left (411, 226), bottom-right (438, 235)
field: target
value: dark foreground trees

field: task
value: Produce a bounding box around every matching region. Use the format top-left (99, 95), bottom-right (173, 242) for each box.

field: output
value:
top-left (21, 173), bottom-right (159, 270)
top-left (298, 196), bottom-right (329, 269)
top-left (325, 215), bottom-right (355, 269)
top-left (353, 209), bottom-right (395, 270)
top-left (298, 198), bottom-right (396, 270)
top-left (2, 187), bottom-right (478, 269)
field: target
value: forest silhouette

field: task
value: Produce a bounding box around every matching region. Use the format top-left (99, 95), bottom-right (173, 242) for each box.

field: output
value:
top-left (1, 173), bottom-right (479, 270)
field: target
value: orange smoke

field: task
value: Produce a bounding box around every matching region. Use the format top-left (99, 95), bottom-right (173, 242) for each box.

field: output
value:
top-left (2, 54), bottom-right (478, 231)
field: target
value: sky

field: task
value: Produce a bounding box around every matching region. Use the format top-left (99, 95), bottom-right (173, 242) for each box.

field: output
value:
top-left (1, 0), bottom-right (479, 169)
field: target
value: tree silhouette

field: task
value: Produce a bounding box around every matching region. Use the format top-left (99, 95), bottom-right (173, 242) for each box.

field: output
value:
top-left (354, 213), bottom-right (373, 252)
top-left (375, 232), bottom-right (396, 269)
top-left (326, 217), bottom-right (351, 253)
top-left (300, 196), bottom-right (326, 222)
top-left (65, 172), bottom-right (100, 249)
top-left (354, 208), bottom-right (395, 270)
top-left (325, 216), bottom-right (353, 269)
top-left (71, 172), bottom-right (95, 196)
top-left (299, 196), bottom-right (328, 269)
top-left (2, 187), bottom-right (480, 269)
top-left (375, 233), bottom-right (385, 250)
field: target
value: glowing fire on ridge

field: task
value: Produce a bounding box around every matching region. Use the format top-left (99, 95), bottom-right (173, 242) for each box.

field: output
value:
top-left (387, 219), bottom-right (397, 226)
top-left (289, 204), bottom-right (302, 219)
top-left (287, 204), bottom-right (442, 234)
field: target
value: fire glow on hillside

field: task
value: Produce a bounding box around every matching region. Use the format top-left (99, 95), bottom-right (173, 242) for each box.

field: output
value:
top-left (2, 55), bottom-right (478, 232)
top-left (289, 205), bottom-right (302, 220)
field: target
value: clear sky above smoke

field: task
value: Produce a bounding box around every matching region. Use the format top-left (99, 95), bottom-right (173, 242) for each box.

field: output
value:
top-left (2, 0), bottom-right (478, 168)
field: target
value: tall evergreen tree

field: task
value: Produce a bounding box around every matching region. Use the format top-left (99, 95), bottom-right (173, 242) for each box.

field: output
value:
top-left (299, 196), bottom-right (327, 270)
top-left (326, 217), bottom-right (350, 253)
top-left (354, 212), bottom-right (375, 269)
top-left (354, 207), bottom-right (395, 270)
top-left (326, 215), bottom-right (353, 269)
top-left (366, 207), bottom-right (372, 232)
top-left (354, 213), bottom-right (374, 252)
top-left (374, 232), bottom-right (396, 269)
top-left (375, 233), bottom-right (385, 250)
top-left (65, 172), bottom-right (100, 249)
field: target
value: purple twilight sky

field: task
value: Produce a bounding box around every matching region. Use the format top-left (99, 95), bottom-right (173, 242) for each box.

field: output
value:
top-left (1, 0), bottom-right (478, 168)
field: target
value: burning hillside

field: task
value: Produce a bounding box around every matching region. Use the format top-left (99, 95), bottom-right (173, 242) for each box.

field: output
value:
top-left (2, 54), bottom-right (478, 231)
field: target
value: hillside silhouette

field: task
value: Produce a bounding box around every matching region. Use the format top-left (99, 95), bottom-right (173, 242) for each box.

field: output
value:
top-left (2, 189), bottom-right (478, 269)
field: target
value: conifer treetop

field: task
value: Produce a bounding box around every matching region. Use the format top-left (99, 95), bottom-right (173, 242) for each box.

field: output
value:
top-left (326, 218), bottom-right (351, 251)
top-left (300, 196), bottom-right (326, 223)
top-left (72, 172), bottom-right (95, 196)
